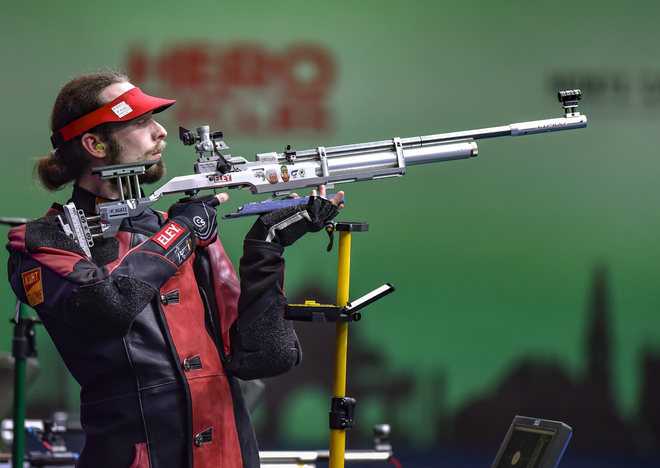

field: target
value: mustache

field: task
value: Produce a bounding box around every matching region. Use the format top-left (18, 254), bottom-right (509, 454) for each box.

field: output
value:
top-left (151, 141), bottom-right (167, 155)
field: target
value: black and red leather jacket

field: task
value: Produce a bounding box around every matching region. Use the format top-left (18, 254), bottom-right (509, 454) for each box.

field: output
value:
top-left (6, 186), bottom-right (301, 468)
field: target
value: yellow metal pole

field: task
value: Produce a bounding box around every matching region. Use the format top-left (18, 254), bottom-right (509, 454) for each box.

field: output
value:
top-left (329, 231), bottom-right (352, 468)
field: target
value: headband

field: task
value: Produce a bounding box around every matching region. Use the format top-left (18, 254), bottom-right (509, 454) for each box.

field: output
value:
top-left (50, 87), bottom-right (175, 149)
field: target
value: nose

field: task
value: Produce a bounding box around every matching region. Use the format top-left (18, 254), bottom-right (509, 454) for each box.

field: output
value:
top-left (152, 119), bottom-right (167, 141)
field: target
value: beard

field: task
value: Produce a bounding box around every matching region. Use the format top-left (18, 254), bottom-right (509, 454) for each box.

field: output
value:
top-left (104, 137), bottom-right (167, 195)
top-left (140, 159), bottom-right (166, 184)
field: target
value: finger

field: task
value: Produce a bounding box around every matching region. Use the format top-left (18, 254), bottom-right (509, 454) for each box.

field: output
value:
top-left (318, 185), bottom-right (327, 198)
top-left (207, 193), bottom-right (230, 208)
top-left (311, 189), bottom-right (318, 197)
top-left (287, 192), bottom-right (300, 199)
top-left (330, 190), bottom-right (345, 206)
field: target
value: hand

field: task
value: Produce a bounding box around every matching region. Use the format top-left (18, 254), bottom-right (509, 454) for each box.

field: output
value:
top-left (168, 193), bottom-right (229, 247)
top-left (246, 185), bottom-right (345, 247)
top-left (289, 185), bottom-right (345, 208)
top-left (312, 185), bottom-right (345, 208)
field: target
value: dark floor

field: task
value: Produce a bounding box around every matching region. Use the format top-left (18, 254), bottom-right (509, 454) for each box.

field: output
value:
top-left (378, 448), bottom-right (660, 468)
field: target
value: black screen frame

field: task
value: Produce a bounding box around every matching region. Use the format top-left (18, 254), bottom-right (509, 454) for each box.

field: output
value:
top-left (490, 416), bottom-right (572, 468)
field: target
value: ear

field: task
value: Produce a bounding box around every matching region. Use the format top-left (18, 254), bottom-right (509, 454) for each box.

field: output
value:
top-left (81, 132), bottom-right (106, 159)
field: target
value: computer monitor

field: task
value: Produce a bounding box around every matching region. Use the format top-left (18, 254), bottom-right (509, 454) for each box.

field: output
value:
top-left (491, 416), bottom-right (572, 468)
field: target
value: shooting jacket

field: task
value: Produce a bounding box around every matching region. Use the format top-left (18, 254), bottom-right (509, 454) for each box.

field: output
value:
top-left (6, 186), bottom-right (301, 468)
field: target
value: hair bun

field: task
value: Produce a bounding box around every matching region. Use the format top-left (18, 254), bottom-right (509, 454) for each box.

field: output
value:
top-left (36, 153), bottom-right (72, 191)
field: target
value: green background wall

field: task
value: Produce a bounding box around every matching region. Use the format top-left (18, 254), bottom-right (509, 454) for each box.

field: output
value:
top-left (1, 0), bottom-right (659, 451)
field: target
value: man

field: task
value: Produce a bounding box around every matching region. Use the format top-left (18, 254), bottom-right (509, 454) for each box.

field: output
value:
top-left (7, 71), bottom-right (343, 468)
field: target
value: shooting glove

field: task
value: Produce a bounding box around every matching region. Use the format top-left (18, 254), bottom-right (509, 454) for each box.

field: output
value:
top-left (168, 195), bottom-right (220, 247)
top-left (246, 196), bottom-right (339, 247)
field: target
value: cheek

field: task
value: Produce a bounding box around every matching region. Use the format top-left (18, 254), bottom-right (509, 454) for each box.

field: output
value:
top-left (118, 135), bottom-right (152, 159)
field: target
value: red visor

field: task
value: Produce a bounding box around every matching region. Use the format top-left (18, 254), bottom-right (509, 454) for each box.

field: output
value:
top-left (50, 87), bottom-right (175, 149)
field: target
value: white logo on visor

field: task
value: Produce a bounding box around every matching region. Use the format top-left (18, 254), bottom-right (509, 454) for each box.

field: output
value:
top-left (111, 101), bottom-right (133, 118)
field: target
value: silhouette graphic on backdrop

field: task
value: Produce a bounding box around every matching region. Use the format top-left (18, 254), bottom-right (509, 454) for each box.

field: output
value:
top-left (257, 266), bottom-right (660, 454)
top-left (452, 266), bottom-right (636, 453)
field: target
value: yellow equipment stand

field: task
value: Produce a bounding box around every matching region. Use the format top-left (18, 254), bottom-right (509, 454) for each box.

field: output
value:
top-left (285, 221), bottom-right (394, 467)
top-left (329, 222), bottom-right (367, 468)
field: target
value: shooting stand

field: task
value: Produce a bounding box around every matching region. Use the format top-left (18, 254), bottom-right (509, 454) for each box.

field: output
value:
top-left (10, 301), bottom-right (40, 468)
top-left (286, 221), bottom-right (394, 468)
top-left (0, 216), bottom-right (39, 468)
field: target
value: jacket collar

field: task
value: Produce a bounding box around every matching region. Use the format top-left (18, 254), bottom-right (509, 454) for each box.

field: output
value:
top-left (68, 185), bottom-right (116, 215)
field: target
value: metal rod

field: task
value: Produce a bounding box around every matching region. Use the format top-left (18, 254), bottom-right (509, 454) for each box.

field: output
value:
top-left (406, 125), bottom-right (512, 145)
top-left (285, 115), bottom-right (586, 163)
top-left (125, 176), bottom-right (133, 199)
top-left (117, 177), bottom-right (124, 201)
top-left (133, 175), bottom-right (141, 197)
top-left (12, 301), bottom-right (26, 468)
top-left (259, 450), bottom-right (391, 462)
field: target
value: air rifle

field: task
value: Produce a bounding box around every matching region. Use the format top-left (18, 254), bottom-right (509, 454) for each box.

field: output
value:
top-left (59, 89), bottom-right (587, 258)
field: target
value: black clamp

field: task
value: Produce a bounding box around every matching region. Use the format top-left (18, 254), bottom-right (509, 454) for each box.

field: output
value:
top-left (11, 316), bottom-right (41, 360)
top-left (284, 144), bottom-right (296, 163)
top-left (329, 396), bottom-right (356, 430)
top-left (373, 424), bottom-right (392, 451)
top-left (325, 221), bottom-right (369, 252)
top-left (285, 300), bottom-right (360, 322)
top-left (325, 222), bottom-right (335, 252)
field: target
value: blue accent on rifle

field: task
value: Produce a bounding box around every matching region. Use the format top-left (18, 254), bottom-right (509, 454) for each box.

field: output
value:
top-left (223, 195), bottom-right (344, 219)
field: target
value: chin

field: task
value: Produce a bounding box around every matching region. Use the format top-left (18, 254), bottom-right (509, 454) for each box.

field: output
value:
top-left (140, 160), bottom-right (166, 184)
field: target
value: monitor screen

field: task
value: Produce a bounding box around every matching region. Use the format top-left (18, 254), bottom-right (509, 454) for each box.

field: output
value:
top-left (495, 425), bottom-right (556, 468)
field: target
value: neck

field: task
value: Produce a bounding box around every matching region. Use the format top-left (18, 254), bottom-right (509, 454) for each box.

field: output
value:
top-left (76, 171), bottom-right (121, 199)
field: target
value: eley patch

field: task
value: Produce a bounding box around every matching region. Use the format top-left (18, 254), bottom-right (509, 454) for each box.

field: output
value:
top-left (153, 221), bottom-right (186, 249)
top-left (21, 267), bottom-right (44, 306)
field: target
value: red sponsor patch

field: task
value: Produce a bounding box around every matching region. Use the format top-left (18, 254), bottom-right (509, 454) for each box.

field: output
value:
top-left (153, 221), bottom-right (186, 249)
top-left (22, 267), bottom-right (44, 306)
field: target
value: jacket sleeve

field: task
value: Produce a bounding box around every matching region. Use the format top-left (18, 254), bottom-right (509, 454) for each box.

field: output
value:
top-left (225, 239), bottom-right (302, 380)
top-left (7, 215), bottom-right (197, 337)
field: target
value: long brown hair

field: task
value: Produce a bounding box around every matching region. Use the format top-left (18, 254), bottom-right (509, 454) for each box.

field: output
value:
top-left (35, 71), bottom-right (128, 191)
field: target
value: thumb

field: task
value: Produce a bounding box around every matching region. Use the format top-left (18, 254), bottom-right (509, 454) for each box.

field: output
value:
top-left (207, 193), bottom-right (230, 207)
